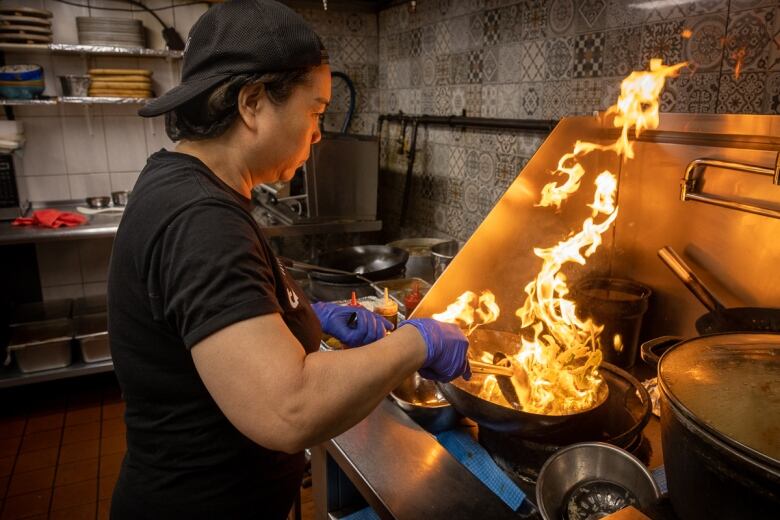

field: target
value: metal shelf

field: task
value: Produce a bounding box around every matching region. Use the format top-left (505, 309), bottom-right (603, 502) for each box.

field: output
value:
top-left (0, 359), bottom-right (113, 389)
top-left (0, 97), bottom-right (151, 106)
top-left (0, 42), bottom-right (182, 58)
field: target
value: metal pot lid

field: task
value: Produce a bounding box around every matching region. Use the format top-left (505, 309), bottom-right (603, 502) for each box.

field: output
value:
top-left (658, 332), bottom-right (780, 464)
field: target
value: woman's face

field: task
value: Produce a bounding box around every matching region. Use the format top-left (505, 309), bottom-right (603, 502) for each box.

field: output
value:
top-left (252, 65), bottom-right (331, 184)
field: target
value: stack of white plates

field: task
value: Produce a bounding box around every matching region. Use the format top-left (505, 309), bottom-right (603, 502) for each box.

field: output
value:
top-left (0, 7), bottom-right (53, 44)
top-left (76, 17), bottom-right (145, 48)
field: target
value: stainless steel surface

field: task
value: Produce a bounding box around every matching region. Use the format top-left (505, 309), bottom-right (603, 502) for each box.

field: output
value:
top-left (388, 373), bottom-right (459, 433)
top-left (0, 42), bottom-right (182, 58)
top-left (468, 359), bottom-right (514, 377)
top-left (682, 157), bottom-right (780, 219)
top-left (658, 246), bottom-right (725, 312)
top-left (58, 75), bottom-right (90, 96)
top-left (86, 196), bottom-right (110, 209)
top-left (318, 398), bottom-right (517, 520)
top-left (413, 113), bottom-right (780, 340)
top-left (535, 442), bottom-right (661, 520)
top-left (111, 190), bottom-right (129, 206)
top-left (0, 359), bottom-right (113, 389)
top-left (74, 314), bottom-right (111, 363)
top-left (429, 240), bottom-right (459, 281)
top-left (7, 320), bottom-right (73, 373)
top-left (386, 238), bottom-right (449, 282)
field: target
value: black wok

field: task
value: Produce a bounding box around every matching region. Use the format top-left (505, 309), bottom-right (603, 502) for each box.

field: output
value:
top-left (658, 246), bottom-right (780, 335)
top-left (312, 245), bottom-right (408, 283)
top-left (436, 329), bottom-right (611, 441)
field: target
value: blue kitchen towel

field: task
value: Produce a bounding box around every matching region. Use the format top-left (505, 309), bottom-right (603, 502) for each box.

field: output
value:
top-left (436, 429), bottom-right (526, 511)
top-left (340, 506), bottom-right (381, 520)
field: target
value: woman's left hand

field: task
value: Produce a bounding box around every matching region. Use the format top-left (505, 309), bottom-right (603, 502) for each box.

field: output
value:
top-left (312, 302), bottom-right (393, 347)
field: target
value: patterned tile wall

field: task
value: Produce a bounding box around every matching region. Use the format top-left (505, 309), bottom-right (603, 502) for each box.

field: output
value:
top-left (376, 0), bottom-right (780, 242)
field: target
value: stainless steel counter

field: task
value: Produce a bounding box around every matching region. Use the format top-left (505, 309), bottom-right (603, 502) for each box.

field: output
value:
top-left (0, 204), bottom-right (381, 245)
top-left (312, 398), bottom-right (519, 520)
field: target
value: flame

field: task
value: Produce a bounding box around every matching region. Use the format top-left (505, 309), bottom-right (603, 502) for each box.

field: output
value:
top-left (437, 60), bottom-right (684, 416)
top-left (432, 290), bottom-right (499, 335)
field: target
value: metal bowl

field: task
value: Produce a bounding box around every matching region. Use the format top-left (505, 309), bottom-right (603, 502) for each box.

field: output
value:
top-left (86, 196), bottom-right (111, 209)
top-left (389, 373), bottom-right (459, 433)
top-left (536, 442), bottom-right (661, 520)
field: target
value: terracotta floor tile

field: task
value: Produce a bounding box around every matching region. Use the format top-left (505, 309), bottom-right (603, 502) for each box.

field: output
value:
top-left (64, 408), bottom-right (101, 428)
top-left (19, 430), bottom-right (61, 454)
top-left (61, 423), bottom-right (100, 446)
top-left (100, 402), bottom-right (125, 420)
top-left (0, 420), bottom-right (25, 440)
top-left (49, 502), bottom-right (97, 520)
top-left (100, 418), bottom-right (125, 438)
top-left (0, 489), bottom-right (51, 519)
top-left (99, 434), bottom-right (126, 456)
top-left (14, 448), bottom-right (58, 473)
top-left (51, 480), bottom-right (97, 511)
top-left (0, 456), bottom-right (14, 478)
top-left (54, 459), bottom-right (99, 487)
top-left (6, 467), bottom-right (55, 497)
top-left (98, 453), bottom-right (123, 478)
top-left (97, 499), bottom-right (111, 520)
top-left (58, 439), bottom-right (100, 465)
top-left (98, 473), bottom-right (117, 501)
top-left (24, 413), bottom-right (64, 434)
top-left (0, 437), bottom-right (21, 458)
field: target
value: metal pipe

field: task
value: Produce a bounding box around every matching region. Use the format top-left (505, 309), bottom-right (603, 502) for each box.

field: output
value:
top-left (400, 119), bottom-right (419, 227)
top-left (378, 113), bottom-right (557, 133)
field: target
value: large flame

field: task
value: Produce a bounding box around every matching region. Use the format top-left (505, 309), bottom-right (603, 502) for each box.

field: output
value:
top-left (431, 290), bottom-right (499, 335)
top-left (436, 60), bottom-right (685, 416)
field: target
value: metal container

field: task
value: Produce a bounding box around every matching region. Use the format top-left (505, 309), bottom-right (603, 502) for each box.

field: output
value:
top-left (74, 313), bottom-right (110, 363)
top-left (536, 442), bottom-right (661, 520)
top-left (7, 320), bottom-right (73, 372)
top-left (72, 295), bottom-right (107, 317)
top-left (58, 75), bottom-right (90, 97)
top-left (430, 240), bottom-right (459, 281)
top-left (389, 373), bottom-right (459, 433)
top-left (386, 238), bottom-right (450, 282)
top-left (111, 190), bottom-right (129, 206)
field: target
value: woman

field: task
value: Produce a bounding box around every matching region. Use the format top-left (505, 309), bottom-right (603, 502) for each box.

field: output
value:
top-left (107, 1), bottom-right (470, 518)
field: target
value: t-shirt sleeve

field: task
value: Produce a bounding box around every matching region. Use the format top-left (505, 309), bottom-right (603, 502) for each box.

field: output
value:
top-left (156, 203), bottom-right (282, 348)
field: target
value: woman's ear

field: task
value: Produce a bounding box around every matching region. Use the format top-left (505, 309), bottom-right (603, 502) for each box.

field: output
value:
top-left (237, 82), bottom-right (266, 130)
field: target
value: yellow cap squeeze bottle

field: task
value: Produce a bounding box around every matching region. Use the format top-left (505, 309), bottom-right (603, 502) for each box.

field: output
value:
top-left (373, 287), bottom-right (398, 330)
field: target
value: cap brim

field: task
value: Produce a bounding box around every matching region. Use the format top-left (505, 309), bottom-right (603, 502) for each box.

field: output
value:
top-left (138, 74), bottom-right (231, 117)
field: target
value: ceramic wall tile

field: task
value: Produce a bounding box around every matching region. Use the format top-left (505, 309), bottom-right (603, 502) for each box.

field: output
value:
top-left (767, 72), bottom-right (780, 113)
top-left (640, 20), bottom-right (685, 67)
top-left (68, 173), bottom-right (111, 199)
top-left (36, 242), bottom-right (81, 287)
top-left (573, 32), bottom-right (605, 77)
top-left (110, 171), bottom-right (141, 192)
top-left (132, 0), bottom-right (175, 51)
top-left (42, 284), bottom-right (84, 301)
top-left (519, 40), bottom-right (547, 81)
top-left (545, 37), bottom-right (573, 79)
top-left (44, 0), bottom-right (88, 44)
top-left (717, 71), bottom-right (766, 112)
top-left (573, 0), bottom-right (609, 33)
top-left (104, 116), bottom-right (147, 173)
top-left (18, 117), bottom-right (67, 176)
top-left (548, 0), bottom-right (576, 36)
top-left (171, 2), bottom-right (208, 40)
top-left (25, 175), bottom-right (70, 202)
top-left (722, 7), bottom-right (776, 73)
top-left (61, 116), bottom-right (109, 174)
top-left (603, 27), bottom-right (642, 76)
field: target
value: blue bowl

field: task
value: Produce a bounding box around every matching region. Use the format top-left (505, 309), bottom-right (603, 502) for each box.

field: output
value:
top-left (0, 65), bottom-right (43, 82)
top-left (0, 85), bottom-right (45, 99)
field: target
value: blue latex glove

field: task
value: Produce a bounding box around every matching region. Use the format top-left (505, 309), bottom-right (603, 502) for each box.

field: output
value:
top-left (312, 302), bottom-right (392, 348)
top-left (400, 319), bottom-right (471, 382)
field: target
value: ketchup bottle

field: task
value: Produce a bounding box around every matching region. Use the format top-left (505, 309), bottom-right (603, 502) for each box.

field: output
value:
top-left (404, 282), bottom-right (422, 316)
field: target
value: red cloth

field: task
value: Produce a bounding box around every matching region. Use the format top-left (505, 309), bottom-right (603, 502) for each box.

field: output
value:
top-left (12, 209), bottom-right (88, 228)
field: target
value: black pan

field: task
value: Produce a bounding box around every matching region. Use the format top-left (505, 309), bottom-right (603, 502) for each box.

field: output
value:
top-left (436, 329), bottom-right (611, 441)
top-left (658, 246), bottom-right (780, 335)
top-left (312, 245), bottom-right (409, 283)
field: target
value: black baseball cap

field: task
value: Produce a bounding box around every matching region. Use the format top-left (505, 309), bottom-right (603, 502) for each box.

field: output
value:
top-left (139, 0), bottom-right (328, 117)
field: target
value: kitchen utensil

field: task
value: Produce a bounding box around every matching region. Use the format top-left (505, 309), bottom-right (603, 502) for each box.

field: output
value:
top-left (313, 246), bottom-right (409, 283)
top-left (436, 328), bottom-right (610, 439)
top-left (468, 359), bottom-right (514, 377)
top-left (58, 75), bottom-right (90, 97)
top-left (0, 15), bottom-right (52, 27)
top-left (491, 351), bottom-right (521, 408)
top-left (658, 246), bottom-right (780, 335)
top-left (535, 442), bottom-right (661, 520)
top-left (430, 240), bottom-right (459, 280)
top-left (111, 190), bottom-right (129, 206)
top-left (389, 372), bottom-right (460, 433)
top-left (0, 7), bottom-right (53, 18)
top-left (645, 332), bottom-right (780, 520)
top-left (86, 196), bottom-right (111, 209)
top-left (570, 277), bottom-right (652, 369)
top-left (386, 238), bottom-right (451, 282)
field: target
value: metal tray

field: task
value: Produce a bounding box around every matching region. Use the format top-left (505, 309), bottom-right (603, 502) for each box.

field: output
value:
top-left (74, 313), bottom-right (110, 363)
top-left (7, 319), bottom-right (73, 372)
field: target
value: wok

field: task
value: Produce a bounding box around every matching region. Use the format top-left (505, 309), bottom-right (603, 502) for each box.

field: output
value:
top-left (658, 246), bottom-right (780, 335)
top-left (312, 245), bottom-right (409, 283)
top-left (436, 329), bottom-right (611, 440)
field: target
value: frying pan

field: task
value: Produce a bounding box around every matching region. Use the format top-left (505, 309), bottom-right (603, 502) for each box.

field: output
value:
top-left (311, 245), bottom-right (409, 283)
top-left (658, 246), bottom-right (780, 334)
top-left (436, 328), bottom-right (611, 440)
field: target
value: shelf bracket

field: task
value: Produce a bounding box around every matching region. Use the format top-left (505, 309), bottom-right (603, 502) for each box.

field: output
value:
top-left (83, 104), bottom-right (94, 136)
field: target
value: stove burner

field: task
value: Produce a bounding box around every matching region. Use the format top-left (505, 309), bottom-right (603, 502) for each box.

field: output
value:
top-left (563, 480), bottom-right (638, 520)
top-left (478, 363), bottom-right (652, 484)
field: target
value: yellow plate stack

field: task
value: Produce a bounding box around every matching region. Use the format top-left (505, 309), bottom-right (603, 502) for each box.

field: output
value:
top-left (88, 68), bottom-right (153, 98)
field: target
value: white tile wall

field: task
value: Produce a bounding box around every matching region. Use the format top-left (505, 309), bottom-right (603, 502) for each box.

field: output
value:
top-left (36, 242), bottom-right (82, 287)
top-left (68, 172), bottom-right (111, 199)
top-left (61, 114), bottom-right (110, 173)
top-left (104, 116), bottom-right (147, 172)
top-left (18, 117), bottom-right (67, 176)
top-left (25, 175), bottom-right (70, 201)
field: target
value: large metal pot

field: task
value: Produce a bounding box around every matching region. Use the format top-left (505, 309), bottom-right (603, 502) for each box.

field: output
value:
top-left (651, 332), bottom-right (780, 520)
top-left (436, 329), bottom-right (613, 441)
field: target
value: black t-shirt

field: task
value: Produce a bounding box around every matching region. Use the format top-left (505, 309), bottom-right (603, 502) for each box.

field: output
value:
top-left (107, 150), bottom-right (321, 519)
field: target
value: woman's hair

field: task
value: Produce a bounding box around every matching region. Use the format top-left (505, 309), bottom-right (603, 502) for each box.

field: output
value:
top-left (165, 67), bottom-right (315, 141)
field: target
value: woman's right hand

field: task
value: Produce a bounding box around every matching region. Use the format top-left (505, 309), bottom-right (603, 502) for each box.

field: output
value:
top-left (400, 319), bottom-right (470, 382)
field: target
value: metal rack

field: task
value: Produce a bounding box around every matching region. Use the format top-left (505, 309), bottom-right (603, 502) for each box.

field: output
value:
top-left (0, 359), bottom-right (113, 389)
top-left (0, 42), bottom-right (182, 59)
top-left (0, 96), bottom-right (151, 106)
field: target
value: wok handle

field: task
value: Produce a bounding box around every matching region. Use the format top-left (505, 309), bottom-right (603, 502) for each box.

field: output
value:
top-left (657, 246), bottom-right (726, 313)
top-left (640, 336), bottom-right (682, 367)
